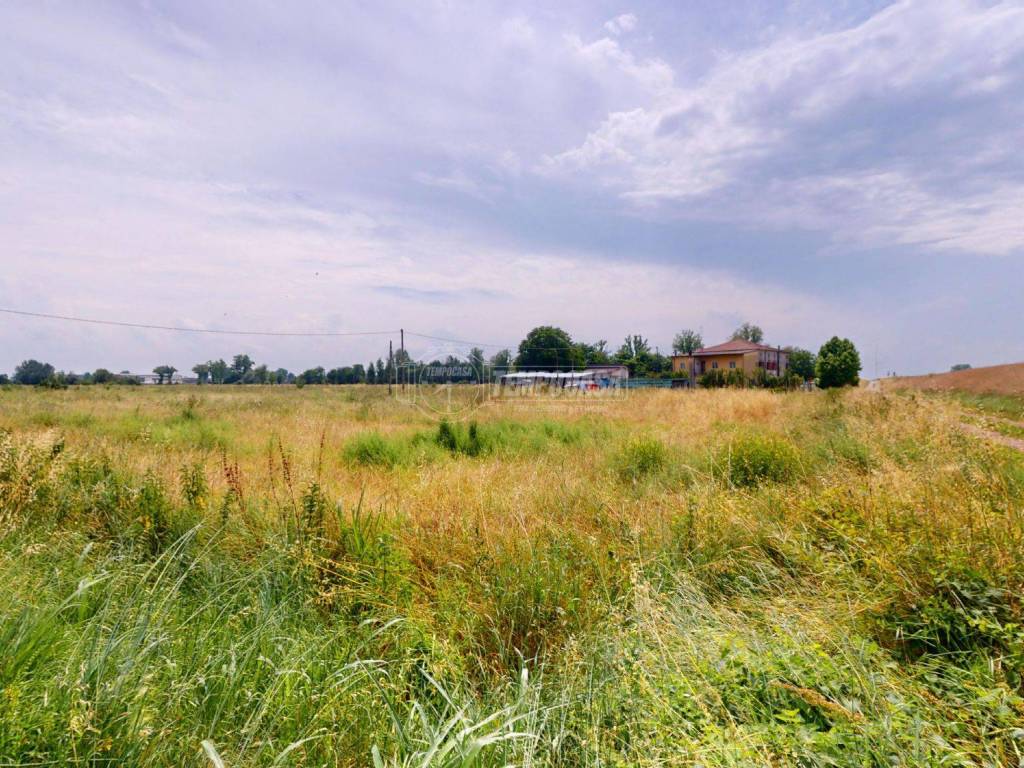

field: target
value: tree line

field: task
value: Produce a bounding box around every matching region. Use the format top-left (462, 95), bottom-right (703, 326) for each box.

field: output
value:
top-left (2, 322), bottom-right (860, 389)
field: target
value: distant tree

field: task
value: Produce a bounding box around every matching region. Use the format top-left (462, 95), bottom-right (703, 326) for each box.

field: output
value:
top-left (489, 349), bottom-right (512, 371)
top-left (950, 363), bottom-right (971, 372)
top-left (615, 335), bottom-right (661, 377)
top-left (516, 326), bottom-right (582, 371)
top-left (352, 363), bottom-right (366, 383)
top-left (468, 347), bottom-right (486, 377)
top-left (14, 359), bottom-right (55, 385)
top-left (207, 359), bottom-right (229, 384)
top-left (0, 374), bottom-right (9, 385)
top-left (299, 367), bottom-right (325, 385)
top-left (191, 363), bottom-right (210, 384)
top-left (366, 361), bottom-right (378, 384)
top-left (153, 365), bottom-right (177, 384)
top-left (672, 329), bottom-right (703, 355)
top-left (375, 359), bottom-right (386, 383)
top-left (731, 322), bottom-right (764, 343)
top-left (576, 340), bottom-right (611, 365)
top-left (92, 368), bottom-right (115, 384)
top-left (232, 354), bottom-right (254, 375)
top-left (788, 348), bottom-right (816, 382)
top-left (816, 337), bottom-right (861, 388)
top-left (274, 368), bottom-right (290, 384)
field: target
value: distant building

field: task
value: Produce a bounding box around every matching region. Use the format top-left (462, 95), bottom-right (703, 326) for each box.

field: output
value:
top-left (672, 339), bottom-right (789, 380)
top-left (133, 372), bottom-right (187, 385)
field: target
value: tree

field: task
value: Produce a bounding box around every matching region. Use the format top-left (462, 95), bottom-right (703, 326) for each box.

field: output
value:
top-left (576, 340), bottom-right (611, 365)
top-left (366, 361), bottom-right (377, 384)
top-left (816, 337), bottom-right (861, 388)
top-left (299, 367), bottom-right (325, 385)
top-left (0, 374), bottom-right (9, 386)
top-left (788, 348), bottom-right (816, 382)
top-left (92, 368), bottom-right (115, 384)
top-left (253, 364), bottom-right (270, 384)
top-left (615, 335), bottom-right (665, 377)
top-left (468, 347), bottom-right (485, 377)
top-left (375, 359), bottom-right (386, 383)
top-left (14, 359), bottom-right (55, 385)
top-left (274, 368), bottom-right (290, 384)
top-left (672, 329), bottom-right (703, 355)
top-left (207, 359), bottom-right (229, 384)
top-left (951, 363), bottom-right (971, 372)
top-left (191, 363), bottom-right (210, 384)
top-left (731, 322), bottom-right (764, 343)
top-left (153, 365), bottom-right (177, 384)
top-left (489, 349), bottom-right (512, 371)
top-left (232, 354), bottom-right (254, 375)
top-left (516, 326), bottom-right (582, 371)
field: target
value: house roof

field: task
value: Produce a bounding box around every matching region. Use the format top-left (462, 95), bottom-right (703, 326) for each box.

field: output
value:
top-left (690, 339), bottom-right (780, 356)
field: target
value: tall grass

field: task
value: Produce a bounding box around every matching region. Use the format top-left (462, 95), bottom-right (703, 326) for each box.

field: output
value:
top-left (1, 386), bottom-right (1023, 765)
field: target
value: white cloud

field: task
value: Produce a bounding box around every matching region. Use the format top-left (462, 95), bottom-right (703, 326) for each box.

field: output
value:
top-left (547, 0), bottom-right (1024, 255)
top-left (603, 13), bottom-right (638, 36)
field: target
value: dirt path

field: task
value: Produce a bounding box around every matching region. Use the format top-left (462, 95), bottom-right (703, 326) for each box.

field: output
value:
top-left (960, 423), bottom-right (1024, 452)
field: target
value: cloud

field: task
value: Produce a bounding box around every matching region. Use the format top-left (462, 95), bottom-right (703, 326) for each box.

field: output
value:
top-left (603, 13), bottom-right (638, 36)
top-left (547, 0), bottom-right (1024, 255)
top-left (1, 1), bottom-right (1022, 376)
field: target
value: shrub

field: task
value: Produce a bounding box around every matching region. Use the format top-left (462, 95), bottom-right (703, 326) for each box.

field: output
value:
top-left (720, 433), bottom-right (800, 487)
top-left (615, 437), bottom-right (668, 482)
top-left (344, 432), bottom-right (401, 467)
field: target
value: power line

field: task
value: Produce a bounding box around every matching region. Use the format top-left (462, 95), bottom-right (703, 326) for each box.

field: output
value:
top-left (2, 306), bottom-right (621, 356)
top-left (0, 307), bottom-right (399, 338)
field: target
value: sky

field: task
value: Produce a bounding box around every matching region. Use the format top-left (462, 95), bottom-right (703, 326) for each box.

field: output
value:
top-left (1, 0), bottom-right (1022, 377)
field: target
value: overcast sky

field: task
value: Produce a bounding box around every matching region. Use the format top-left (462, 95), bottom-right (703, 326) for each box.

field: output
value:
top-left (2, 0), bottom-right (1022, 376)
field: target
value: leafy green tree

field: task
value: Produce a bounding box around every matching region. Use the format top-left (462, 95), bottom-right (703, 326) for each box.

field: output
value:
top-left (489, 349), bottom-right (512, 370)
top-left (366, 361), bottom-right (377, 384)
top-left (192, 363), bottom-right (210, 384)
top-left (232, 354), bottom-right (254, 375)
top-left (515, 326), bottom-right (582, 371)
top-left (14, 359), bottom-right (55, 385)
top-left (731, 323), bottom-right (764, 343)
top-left (576, 340), bottom-right (611, 365)
top-left (153, 365), bottom-right (177, 384)
top-left (0, 374), bottom-right (9, 385)
top-left (299, 367), bottom-right (325, 385)
top-left (615, 335), bottom-right (666, 377)
top-left (468, 347), bottom-right (485, 377)
top-left (208, 359), bottom-right (229, 384)
top-left (92, 368), bottom-right (115, 384)
top-left (672, 329), bottom-right (703, 355)
top-left (274, 368), bottom-right (290, 384)
top-left (951, 363), bottom-right (971, 372)
top-left (375, 359), bottom-right (386, 383)
top-left (253, 364), bottom-right (270, 384)
top-left (352, 364), bottom-right (366, 383)
top-left (816, 337), bottom-right (861, 388)
top-left (788, 348), bottom-right (816, 381)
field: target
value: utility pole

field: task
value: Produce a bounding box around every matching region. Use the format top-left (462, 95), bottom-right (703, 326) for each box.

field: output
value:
top-left (400, 328), bottom-right (405, 391)
top-left (388, 340), bottom-right (393, 396)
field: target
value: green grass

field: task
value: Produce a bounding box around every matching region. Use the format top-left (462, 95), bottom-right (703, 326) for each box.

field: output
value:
top-left (953, 391), bottom-right (1024, 421)
top-left (1, 387), bottom-right (1024, 765)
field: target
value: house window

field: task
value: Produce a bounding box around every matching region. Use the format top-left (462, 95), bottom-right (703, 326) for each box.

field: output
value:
top-left (711, 362), bottom-right (718, 369)
top-left (729, 362), bottom-right (736, 369)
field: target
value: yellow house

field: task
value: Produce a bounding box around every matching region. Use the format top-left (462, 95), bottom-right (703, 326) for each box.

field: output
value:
top-left (672, 339), bottom-right (789, 380)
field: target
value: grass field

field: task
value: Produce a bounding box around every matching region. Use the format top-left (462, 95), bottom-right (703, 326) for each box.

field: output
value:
top-left (1, 384), bottom-right (1023, 766)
